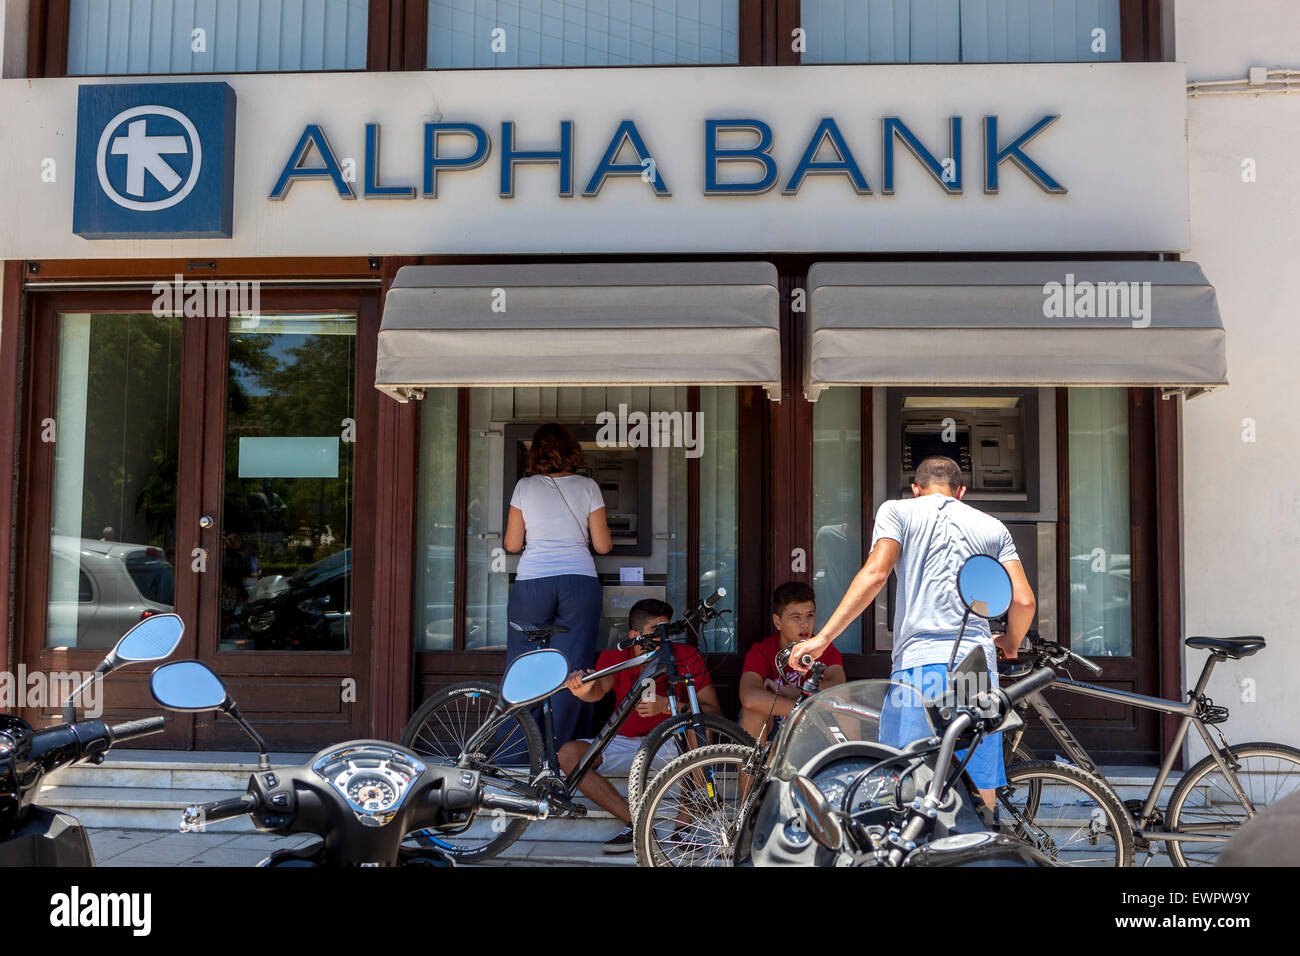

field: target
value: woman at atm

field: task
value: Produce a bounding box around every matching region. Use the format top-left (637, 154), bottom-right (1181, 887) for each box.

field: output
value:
top-left (504, 423), bottom-right (612, 745)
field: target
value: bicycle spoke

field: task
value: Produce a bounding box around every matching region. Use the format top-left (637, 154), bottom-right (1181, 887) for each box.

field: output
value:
top-left (1172, 751), bottom-right (1300, 865)
top-left (644, 753), bottom-right (750, 867)
top-left (999, 774), bottom-right (1125, 866)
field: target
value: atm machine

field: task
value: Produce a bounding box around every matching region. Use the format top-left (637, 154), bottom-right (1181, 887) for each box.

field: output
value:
top-left (874, 388), bottom-right (1058, 650)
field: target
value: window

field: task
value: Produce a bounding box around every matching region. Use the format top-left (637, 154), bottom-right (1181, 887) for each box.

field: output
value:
top-left (67, 0), bottom-right (369, 75)
top-left (812, 387), bottom-right (864, 653)
top-left (414, 385), bottom-right (739, 653)
top-left (219, 314), bottom-right (357, 652)
top-left (46, 313), bottom-right (181, 649)
top-left (801, 0), bottom-right (1122, 64)
top-left (427, 0), bottom-right (740, 68)
top-left (1067, 388), bottom-right (1131, 657)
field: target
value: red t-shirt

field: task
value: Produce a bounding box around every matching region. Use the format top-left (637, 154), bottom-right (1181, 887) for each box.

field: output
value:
top-left (595, 643), bottom-right (713, 738)
top-left (743, 634), bottom-right (843, 692)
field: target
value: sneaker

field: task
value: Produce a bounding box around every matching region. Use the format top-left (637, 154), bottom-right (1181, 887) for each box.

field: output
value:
top-left (602, 825), bottom-right (635, 854)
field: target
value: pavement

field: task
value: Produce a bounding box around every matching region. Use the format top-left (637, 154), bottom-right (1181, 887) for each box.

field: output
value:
top-left (85, 828), bottom-right (630, 867)
top-left (87, 827), bottom-right (322, 867)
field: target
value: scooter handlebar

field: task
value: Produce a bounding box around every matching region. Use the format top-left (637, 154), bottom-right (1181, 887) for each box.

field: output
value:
top-left (108, 717), bottom-right (166, 745)
top-left (181, 792), bottom-right (260, 831)
top-left (1001, 666), bottom-right (1057, 707)
top-left (478, 790), bottom-right (549, 821)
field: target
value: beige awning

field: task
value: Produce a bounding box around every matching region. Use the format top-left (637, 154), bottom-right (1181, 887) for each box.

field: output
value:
top-left (804, 261), bottom-right (1227, 401)
top-left (376, 262), bottom-right (782, 401)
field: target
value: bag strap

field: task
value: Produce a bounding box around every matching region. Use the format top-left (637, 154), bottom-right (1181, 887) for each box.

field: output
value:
top-left (545, 476), bottom-right (590, 544)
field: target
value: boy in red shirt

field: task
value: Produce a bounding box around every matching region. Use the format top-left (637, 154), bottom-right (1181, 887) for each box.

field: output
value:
top-left (739, 582), bottom-right (847, 744)
top-left (560, 598), bottom-right (721, 853)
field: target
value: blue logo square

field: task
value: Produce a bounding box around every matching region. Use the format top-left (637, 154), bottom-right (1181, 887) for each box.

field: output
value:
top-left (73, 82), bottom-right (237, 239)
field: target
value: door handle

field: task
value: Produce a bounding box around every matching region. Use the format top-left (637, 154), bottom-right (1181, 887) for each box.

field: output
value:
top-left (199, 515), bottom-right (215, 530)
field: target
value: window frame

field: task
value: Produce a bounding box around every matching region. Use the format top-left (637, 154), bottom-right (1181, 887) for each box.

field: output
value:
top-left (25, 0), bottom-right (1161, 78)
top-left (26, 0), bottom-right (408, 78)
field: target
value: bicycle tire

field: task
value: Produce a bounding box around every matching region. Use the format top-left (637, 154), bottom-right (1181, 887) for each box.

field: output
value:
top-left (400, 681), bottom-right (544, 863)
top-left (1002, 736), bottom-right (1040, 815)
top-left (634, 743), bottom-right (757, 868)
top-left (627, 714), bottom-right (754, 825)
top-left (997, 760), bottom-right (1135, 867)
top-left (1165, 741), bottom-right (1300, 867)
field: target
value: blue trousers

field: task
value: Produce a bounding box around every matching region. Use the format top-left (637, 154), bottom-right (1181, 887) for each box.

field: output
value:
top-left (506, 574), bottom-right (603, 747)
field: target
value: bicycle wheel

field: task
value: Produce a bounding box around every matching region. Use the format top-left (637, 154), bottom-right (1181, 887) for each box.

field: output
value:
top-left (634, 743), bottom-right (758, 867)
top-left (1002, 735), bottom-right (1040, 815)
top-left (627, 714), bottom-right (754, 824)
top-left (400, 681), bottom-right (544, 863)
top-left (1165, 742), bottom-right (1300, 867)
top-left (997, 761), bottom-right (1135, 867)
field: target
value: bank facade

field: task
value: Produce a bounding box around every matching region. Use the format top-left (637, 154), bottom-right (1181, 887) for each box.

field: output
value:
top-left (1, 0), bottom-right (1289, 768)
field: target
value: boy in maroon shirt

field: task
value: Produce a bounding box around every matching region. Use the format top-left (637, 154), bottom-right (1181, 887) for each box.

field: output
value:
top-left (560, 598), bottom-right (721, 853)
top-left (739, 582), bottom-right (847, 744)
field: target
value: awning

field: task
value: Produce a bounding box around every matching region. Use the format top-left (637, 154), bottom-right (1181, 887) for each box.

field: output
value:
top-left (376, 262), bottom-right (782, 401)
top-left (804, 261), bottom-right (1227, 401)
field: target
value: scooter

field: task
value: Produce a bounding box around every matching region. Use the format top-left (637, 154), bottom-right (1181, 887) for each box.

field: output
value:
top-left (744, 554), bottom-right (1057, 867)
top-left (0, 614), bottom-right (185, 866)
top-left (150, 659), bottom-right (552, 866)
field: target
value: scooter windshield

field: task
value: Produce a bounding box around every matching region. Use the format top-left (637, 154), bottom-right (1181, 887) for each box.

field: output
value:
top-left (770, 679), bottom-right (937, 779)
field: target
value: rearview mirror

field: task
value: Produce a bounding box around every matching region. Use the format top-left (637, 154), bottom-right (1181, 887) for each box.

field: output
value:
top-left (791, 774), bottom-right (843, 852)
top-left (150, 661), bottom-right (230, 713)
top-left (957, 555), bottom-right (1013, 619)
top-left (501, 649), bottom-right (569, 707)
top-left (62, 612), bottom-right (187, 722)
top-left (111, 613), bottom-right (185, 666)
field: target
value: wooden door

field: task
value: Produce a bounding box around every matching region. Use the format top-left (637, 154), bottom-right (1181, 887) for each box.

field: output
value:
top-left (16, 289), bottom-right (378, 752)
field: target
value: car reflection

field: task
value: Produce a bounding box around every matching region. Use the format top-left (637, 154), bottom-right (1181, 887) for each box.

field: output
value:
top-left (226, 548), bottom-right (351, 651)
top-left (47, 535), bottom-right (176, 649)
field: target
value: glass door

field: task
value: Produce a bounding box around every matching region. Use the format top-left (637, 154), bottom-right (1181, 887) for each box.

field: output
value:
top-left (191, 305), bottom-right (370, 750)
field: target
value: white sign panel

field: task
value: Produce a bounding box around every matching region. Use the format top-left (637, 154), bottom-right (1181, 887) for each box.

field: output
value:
top-left (0, 63), bottom-right (1189, 257)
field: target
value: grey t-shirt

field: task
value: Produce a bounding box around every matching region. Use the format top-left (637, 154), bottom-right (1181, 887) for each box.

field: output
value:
top-left (871, 495), bottom-right (1020, 670)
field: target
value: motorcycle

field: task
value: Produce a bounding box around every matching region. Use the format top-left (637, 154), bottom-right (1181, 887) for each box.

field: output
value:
top-left (744, 554), bottom-right (1058, 867)
top-left (151, 658), bottom-right (552, 866)
top-left (0, 613), bottom-right (184, 866)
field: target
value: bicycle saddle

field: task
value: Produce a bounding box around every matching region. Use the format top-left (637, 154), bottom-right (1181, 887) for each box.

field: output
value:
top-left (509, 621), bottom-right (570, 641)
top-left (1184, 635), bottom-right (1265, 659)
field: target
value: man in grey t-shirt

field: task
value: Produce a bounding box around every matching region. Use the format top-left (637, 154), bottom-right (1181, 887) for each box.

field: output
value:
top-left (793, 456), bottom-right (1036, 809)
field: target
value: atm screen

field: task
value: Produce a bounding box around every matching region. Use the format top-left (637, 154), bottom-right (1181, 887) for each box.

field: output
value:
top-left (904, 430), bottom-right (970, 467)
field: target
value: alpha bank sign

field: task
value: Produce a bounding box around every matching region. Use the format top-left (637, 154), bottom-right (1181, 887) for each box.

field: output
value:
top-left (71, 80), bottom-right (1070, 241)
top-left (267, 113), bottom-right (1066, 203)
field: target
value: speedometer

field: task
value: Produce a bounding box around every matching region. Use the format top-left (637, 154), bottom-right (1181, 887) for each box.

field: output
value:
top-left (313, 744), bottom-right (426, 827)
top-left (346, 773), bottom-right (399, 812)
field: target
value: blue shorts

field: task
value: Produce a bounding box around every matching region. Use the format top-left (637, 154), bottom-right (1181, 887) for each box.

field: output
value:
top-left (880, 663), bottom-right (1007, 790)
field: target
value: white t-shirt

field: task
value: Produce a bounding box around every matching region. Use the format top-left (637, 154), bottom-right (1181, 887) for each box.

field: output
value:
top-left (871, 495), bottom-right (1019, 670)
top-left (510, 474), bottom-right (605, 580)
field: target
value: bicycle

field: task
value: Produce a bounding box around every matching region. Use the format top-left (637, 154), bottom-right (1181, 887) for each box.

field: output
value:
top-left (998, 629), bottom-right (1300, 866)
top-left (633, 642), bottom-right (828, 866)
top-left (400, 591), bottom-right (751, 863)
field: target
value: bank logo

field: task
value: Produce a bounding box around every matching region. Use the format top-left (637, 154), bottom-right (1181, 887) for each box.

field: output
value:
top-left (97, 106), bottom-right (202, 210)
top-left (74, 82), bottom-right (236, 239)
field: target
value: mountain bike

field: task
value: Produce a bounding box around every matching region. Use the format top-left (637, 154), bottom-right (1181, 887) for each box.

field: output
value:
top-left (400, 591), bottom-right (750, 862)
top-left (998, 630), bottom-right (1300, 866)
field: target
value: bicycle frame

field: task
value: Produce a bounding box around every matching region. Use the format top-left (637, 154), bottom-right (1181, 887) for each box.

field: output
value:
top-left (1007, 651), bottom-right (1255, 843)
top-left (463, 636), bottom-right (705, 808)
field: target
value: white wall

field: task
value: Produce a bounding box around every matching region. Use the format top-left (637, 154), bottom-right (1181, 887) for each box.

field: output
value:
top-left (1179, 0), bottom-right (1300, 758)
